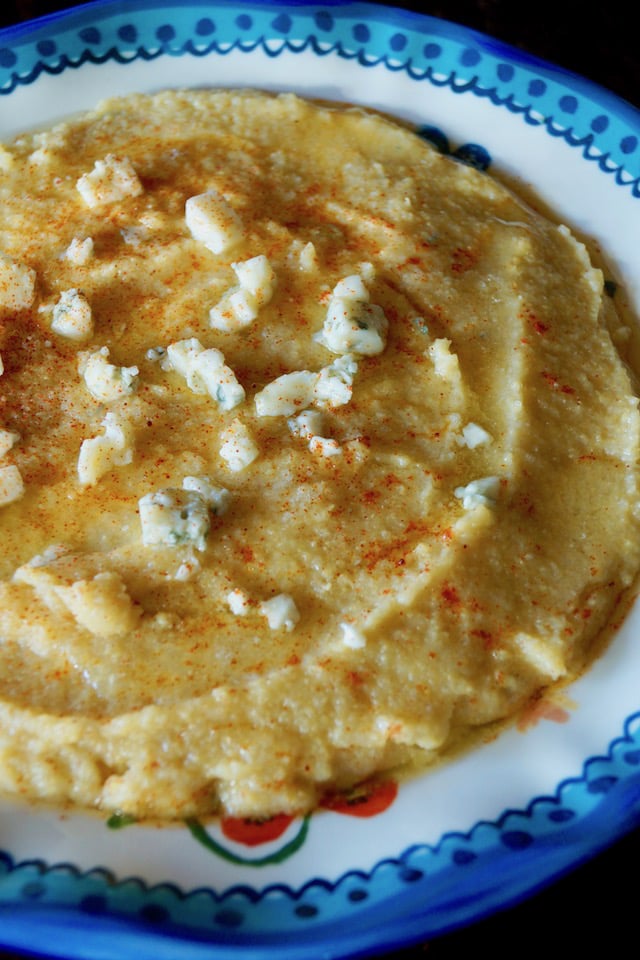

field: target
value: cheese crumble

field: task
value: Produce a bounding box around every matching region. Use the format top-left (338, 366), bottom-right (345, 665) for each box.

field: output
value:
top-left (77, 413), bottom-right (134, 486)
top-left (79, 347), bottom-right (139, 402)
top-left (161, 338), bottom-right (245, 411)
top-left (185, 190), bottom-right (243, 254)
top-left (51, 289), bottom-right (93, 341)
top-left (76, 154), bottom-right (143, 208)
top-left (210, 255), bottom-right (276, 332)
top-left (260, 594), bottom-right (300, 632)
top-left (219, 419), bottom-right (259, 471)
top-left (316, 275), bottom-right (388, 356)
top-left (139, 488), bottom-right (211, 551)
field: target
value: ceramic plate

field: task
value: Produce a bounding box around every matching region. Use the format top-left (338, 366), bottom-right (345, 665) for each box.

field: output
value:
top-left (2, 3), bottom-right (640, 958)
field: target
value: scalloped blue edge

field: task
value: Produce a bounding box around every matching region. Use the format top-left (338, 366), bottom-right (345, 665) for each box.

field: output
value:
top-left (2, 3), bottom-right (640, 958)
top-left (0, 1), bottom-right (639, 193)
top-left (3, 712), bottom-right (640, 959)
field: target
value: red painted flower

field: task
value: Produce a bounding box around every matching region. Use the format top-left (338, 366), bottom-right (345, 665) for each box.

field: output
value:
top-left (320, 780), bottom-right (398, 818)
top-left (220, 812), bottom-right (295, 847)
top-left (215, 779), bottom-right (398, 852)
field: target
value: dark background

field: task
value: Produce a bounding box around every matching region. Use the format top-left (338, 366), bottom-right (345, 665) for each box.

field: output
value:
top-left (0, 2), bottom-right (639, 959)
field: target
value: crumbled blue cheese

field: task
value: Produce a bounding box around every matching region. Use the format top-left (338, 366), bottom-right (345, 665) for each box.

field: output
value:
top-left (454, 476), bottom-right (500, 510)
top-left (219, 418), bottom-right (259, 471)
top-left (174, 557), bottom-right (201, 582)
top-left (79, 347), bottom-right (139, 402)
top-left (233, 255), bottom-right (275, 304)
top-left (287, 409), bottom-right (342, 457)
top-left (255, 370), bottom-right (318, 417)
top-left (287, 410), bottom-right (343, 457)
top-left (429, 338), bottom-right (461, 382)
top-left (76, 155), bottom-right (143, 208)
top-left (145, 346), bottom-right (166, 363)
top-left (255, 352), bottom-right (359, 419)
top-left (0, 464), bottom-right (25, 507)
top-left (332, 274), bottom-right (369, 300)
top-left (182, 475), bottom-right (230, 515)
top-left (0, 428), bottom-right (19, 458)
top-left (65, 236), bottom-right (94, 266)
top-left (316, 274), bottom-right (388, 356)
top-left (212, 287), bottom-right (259, 331)
top-left (227, 588), bottom-right (251, 615)
top-left (162, 338), bottom-right (245, 411)
top-left (77, 412), bottom-right (134, 486)
top-left (314, 354), bottom-right (358, 408)
top-left (287, 409), bottom-right (325, 439)
top-left (340, 622), bottom-right (366, 649)
top-left (139, 488), bottom-right (210, 551)
top-left (260, 594), bottom-right (300, 631)
top-left (0, 253), bottom-right (36, 311)
top-left (51, 289), bottom-right (93, 341)
top-left (256, 356), bottom-right (359, 417)
top-left (458, 422), bottom-right (492, 449)
top-left (287, 239), bottom-right (318, 272)
top-left (309, 435), bottom-right (342, 457)
top-left (185, 190), bottom-right (243, 255)
top-left (210, 254), bottom-right (276, 332)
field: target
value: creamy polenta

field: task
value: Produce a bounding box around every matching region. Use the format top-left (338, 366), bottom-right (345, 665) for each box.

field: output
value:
top-left (0, 90), bottom-right (639, 820)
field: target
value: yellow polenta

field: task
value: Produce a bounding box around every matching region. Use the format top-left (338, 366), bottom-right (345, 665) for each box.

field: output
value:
top-left (0, 90), bottom-right (639, 819)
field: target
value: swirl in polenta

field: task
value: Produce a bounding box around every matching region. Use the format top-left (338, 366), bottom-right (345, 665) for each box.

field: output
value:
top-left (0, 90), bottom-right (639, 819)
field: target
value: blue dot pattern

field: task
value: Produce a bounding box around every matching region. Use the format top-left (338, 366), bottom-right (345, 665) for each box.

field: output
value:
top-left (423, 42), bottom-right (442, 59)
top-left (295, 904), bottom-right (319, 919)
top-left (196, 18), bottom-right (216, 37)
top-left (118, 24), bottom-right (138, 44)
top-left (156, 24), bottom-right (175, 42)
top-left (0, 1), bottom-right (637, 190)
top-left (78, 26), bottom-right (101, 45)
top-left (459, 47), bottom-right (481, 67)
top-left (348, 888), bottom-right (369, 901)
top-left (547, 807), bottom-right (575, 823)
top-left (497, 63), bottom-right (514, 81)
top-left (271, 13), bottom-right (292, 34)
top-left (36, 39), bottom-right (57, 56)
top-left (214, 908), bottom-right (244, 927)
top-left (559, 94), bottom-right (578, 113)
top-left (139, 903), bottom-right (170, 924)
top-left (0, 47), bottom-right (16, 67)
top-left (390, 33), bottom-right (407, 52)
top-left (80, 894), bottom-right (107, 914)
top-left (314, 11), bottom-right (334, 32)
